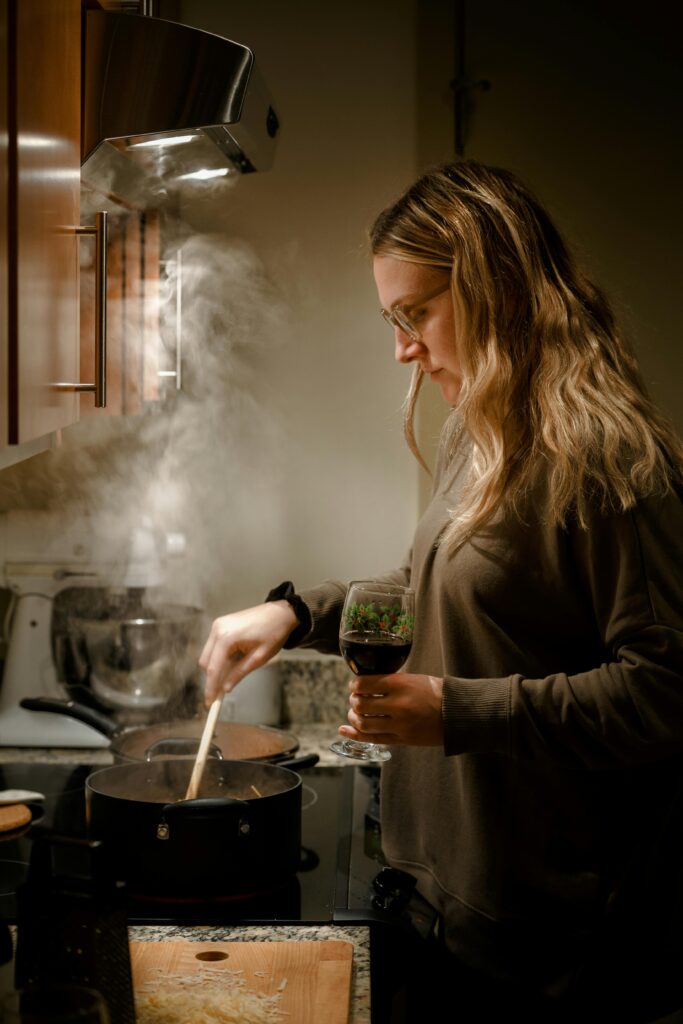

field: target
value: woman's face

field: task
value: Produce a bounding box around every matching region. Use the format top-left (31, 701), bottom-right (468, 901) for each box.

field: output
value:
top-left (373, 255), bottom-right (462, 405)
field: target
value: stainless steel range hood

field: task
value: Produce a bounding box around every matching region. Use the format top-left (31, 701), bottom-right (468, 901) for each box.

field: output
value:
top-left (81, 11), bottom-right (279, 194)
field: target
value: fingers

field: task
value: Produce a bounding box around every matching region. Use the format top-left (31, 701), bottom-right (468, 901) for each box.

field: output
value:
top-left (347, 705), bottom-right (392, 732)
top-left (200, 603), bottom-right (297, 705)
top-left (198, 622), bottom-right (218, 672)
top-left (348, 674), bottom-right (391, 696)
top-left (206, 651), bottom-right (263, 703)
top-left (349, 693), bottom-right (389, 717)
top-left (197, 622), bottom-right (216, 679)
top-left (338, 724), bottom-right (398, 744)
top-left (203, 635), bottom-right (267, 704)
top-left (344, 673), bottom-right (445, 747)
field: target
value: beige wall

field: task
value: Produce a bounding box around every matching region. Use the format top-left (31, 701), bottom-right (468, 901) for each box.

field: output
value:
top-left (167, 0), bottom-right (423, 607)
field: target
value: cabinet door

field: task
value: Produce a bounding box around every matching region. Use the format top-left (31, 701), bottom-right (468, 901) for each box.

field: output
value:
top-left (6, 0), bottom-right (81, 443)
top-left (80, 209), bottom-right (163, 417)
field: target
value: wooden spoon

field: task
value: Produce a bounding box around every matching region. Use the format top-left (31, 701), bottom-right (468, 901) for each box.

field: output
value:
top-left (184, 696), bottom-right (223, 801)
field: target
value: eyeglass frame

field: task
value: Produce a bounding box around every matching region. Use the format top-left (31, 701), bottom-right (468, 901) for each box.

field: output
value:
top-left (379, 281), bottom-right (451, 341)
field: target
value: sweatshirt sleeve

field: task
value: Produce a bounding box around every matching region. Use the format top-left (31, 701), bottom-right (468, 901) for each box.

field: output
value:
top-left (442, 486), bottom-right (683, 770)
top-left (294, 559), bottom-right (413, 656)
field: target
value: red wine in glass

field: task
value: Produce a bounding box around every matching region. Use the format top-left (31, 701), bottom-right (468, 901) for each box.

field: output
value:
top-left (330, 581), bottom-right (415, 763)
top-left (339, 632), bottom-right (412, 676)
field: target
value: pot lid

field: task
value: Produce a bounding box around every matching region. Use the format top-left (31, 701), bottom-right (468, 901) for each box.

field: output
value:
top-left (113, 720), bottom-right (299, 763)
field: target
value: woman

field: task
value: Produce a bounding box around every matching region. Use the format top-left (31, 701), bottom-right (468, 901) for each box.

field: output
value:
top-left (200, 161), bottom-right (683, 1021)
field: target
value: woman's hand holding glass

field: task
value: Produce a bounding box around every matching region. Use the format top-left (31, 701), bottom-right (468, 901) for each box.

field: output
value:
top-left (340, 671), bottom-right (445, 748)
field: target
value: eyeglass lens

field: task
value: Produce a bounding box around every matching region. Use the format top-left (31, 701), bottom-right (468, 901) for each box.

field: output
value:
top-left (381, 308), bottom-right (420, 340)
top-left (380, 281), bottom-right (450, 341)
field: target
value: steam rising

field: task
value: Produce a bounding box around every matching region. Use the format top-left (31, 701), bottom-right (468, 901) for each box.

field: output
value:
top-left (0, 233), bottom-right (292, 618)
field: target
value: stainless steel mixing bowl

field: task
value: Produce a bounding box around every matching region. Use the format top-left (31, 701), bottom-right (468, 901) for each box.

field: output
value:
top-left (68, 603), bottom-right (204, 711)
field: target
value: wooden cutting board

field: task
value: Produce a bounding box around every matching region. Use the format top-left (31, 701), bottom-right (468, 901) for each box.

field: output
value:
top-left (130, 939), bottom-right (354, 1024)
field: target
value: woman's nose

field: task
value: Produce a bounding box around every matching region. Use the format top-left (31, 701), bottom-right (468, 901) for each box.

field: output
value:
top-left (394, 328), bottom-right (421, 364)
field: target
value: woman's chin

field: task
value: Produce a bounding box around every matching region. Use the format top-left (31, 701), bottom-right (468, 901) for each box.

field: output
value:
top-left (436, 375), bottom-right (462, 405)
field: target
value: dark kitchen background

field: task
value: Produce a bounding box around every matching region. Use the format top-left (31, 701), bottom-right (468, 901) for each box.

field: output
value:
top-left (0, 0), bottom-right (680, 653)
top-left (0, 4), bottom-right (681, 1019)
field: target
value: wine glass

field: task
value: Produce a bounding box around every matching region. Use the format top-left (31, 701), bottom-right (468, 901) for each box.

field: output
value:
top-left (330, 580), bottom-right (414, 763)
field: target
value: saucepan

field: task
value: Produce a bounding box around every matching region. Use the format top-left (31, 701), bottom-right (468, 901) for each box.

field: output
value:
top-left (85, 753), bottom-right (318, 897)
top-left (20, 697), bottom-right (300, 764)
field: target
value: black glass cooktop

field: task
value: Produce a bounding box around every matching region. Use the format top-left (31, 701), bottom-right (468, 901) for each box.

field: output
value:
top-left (0, 760), bottom-right (438, 945)
top-left (0, 762), bottom-right (392, 927)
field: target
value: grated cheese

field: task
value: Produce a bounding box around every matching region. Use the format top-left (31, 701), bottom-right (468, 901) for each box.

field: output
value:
top-left (135, 964), bottom-right (286, 1024)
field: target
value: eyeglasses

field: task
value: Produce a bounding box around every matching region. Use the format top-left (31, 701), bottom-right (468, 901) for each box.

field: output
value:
top-left (380, 282), bottom-right (451, 341)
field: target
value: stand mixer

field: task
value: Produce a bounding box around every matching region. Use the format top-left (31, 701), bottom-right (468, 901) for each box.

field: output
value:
top-left (0, 510), bottom-right (197, 748)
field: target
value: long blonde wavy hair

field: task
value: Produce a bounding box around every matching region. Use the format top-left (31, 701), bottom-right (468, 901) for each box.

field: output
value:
top-left (370, 160), bottom-right (683, 550)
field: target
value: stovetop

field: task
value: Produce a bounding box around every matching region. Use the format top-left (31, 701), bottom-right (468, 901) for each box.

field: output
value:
top-left (0, 761), bottom-right (434, 934)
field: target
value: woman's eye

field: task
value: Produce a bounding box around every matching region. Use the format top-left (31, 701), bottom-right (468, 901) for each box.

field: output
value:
top-left (410, 308), bottom-right (426, 322)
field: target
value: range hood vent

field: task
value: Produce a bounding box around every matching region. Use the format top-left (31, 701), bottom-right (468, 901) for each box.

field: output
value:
top-left (82, 11), bottom-right (279, 186)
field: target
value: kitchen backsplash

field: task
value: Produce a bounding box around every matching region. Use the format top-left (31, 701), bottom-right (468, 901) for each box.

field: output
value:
top-left (279, 655), bottom-right (349, 725)
top-left (278, 655), bottom-right (350, 729)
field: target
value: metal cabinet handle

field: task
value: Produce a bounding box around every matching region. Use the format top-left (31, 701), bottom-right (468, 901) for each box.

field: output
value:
top-left (53, 211), bottom-right (108, 408)
top-left (158, 247), bottom-right (182, 390)
top-left (174, 246), bottom-right (182, 390)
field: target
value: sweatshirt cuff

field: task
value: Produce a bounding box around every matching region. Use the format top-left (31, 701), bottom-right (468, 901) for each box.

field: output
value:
top-left (441, 675), bottom-right (512, 757)
top-left (264, 581), bottom-right (312, 649)
top-left (291, 581), bottom-right (348, 656)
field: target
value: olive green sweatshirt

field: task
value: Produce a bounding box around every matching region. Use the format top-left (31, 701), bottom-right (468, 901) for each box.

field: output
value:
top-left (296, 437), bottom-right (683, 997)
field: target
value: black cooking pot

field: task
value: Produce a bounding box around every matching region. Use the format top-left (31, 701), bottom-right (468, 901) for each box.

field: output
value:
top-left (20, 697), bottom-right (299, 764)
top-left (85, 754), bottom-right (317, 898)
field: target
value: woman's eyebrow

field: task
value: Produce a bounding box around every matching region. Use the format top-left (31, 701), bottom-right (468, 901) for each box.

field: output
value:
top-left (387, 293), bottom-right (420, 310)
top-left (388, 281), bottom-right (450, 311)
top-left (378, 294), bottom-right (414, 313)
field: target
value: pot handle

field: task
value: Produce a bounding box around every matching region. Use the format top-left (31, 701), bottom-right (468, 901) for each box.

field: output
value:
top-left (158, 797), bottom-right (250, 842)
top-left (144, 738), bottom-right (224, 761)
top-left (161, 797), bottom-right (248, 819)
top-left (19, 697), bottom-right (116, 738)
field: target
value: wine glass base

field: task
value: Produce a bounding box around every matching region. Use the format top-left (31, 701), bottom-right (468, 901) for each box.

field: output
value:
top-left (329, 739), bottom-right (392, 763)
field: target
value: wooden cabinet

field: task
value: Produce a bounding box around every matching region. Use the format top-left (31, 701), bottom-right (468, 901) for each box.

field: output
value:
top-left (1, 0), bottom-right (82, 445)
top-left (79, 207), bottom-right (162, 417)
top-left (1, 0), bottom-right (167, 457)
